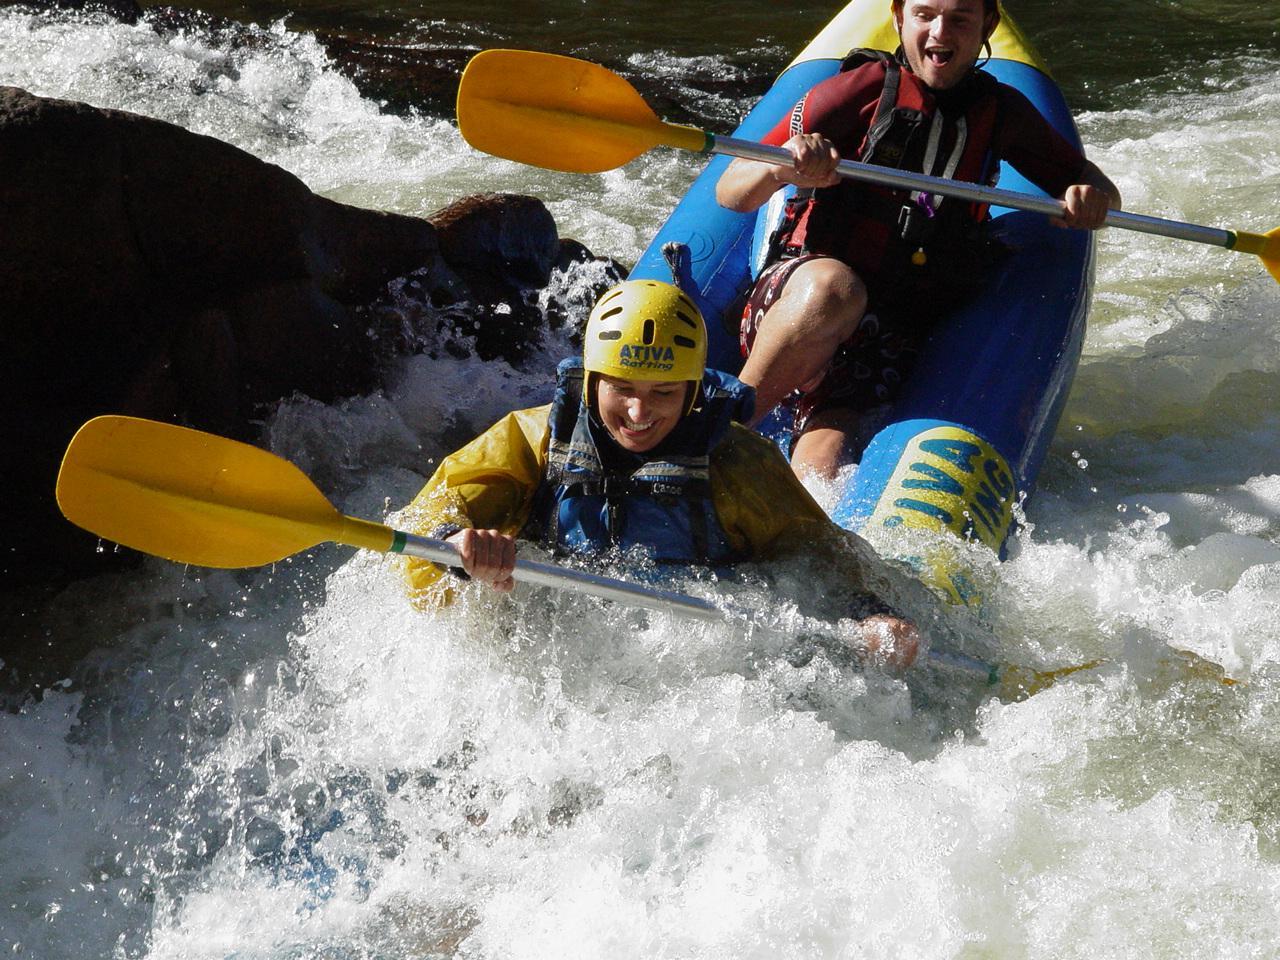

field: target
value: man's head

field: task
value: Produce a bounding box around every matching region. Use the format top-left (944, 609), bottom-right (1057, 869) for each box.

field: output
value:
top-left (582, 280), bottom-right (707, 453)
top-left (892, 0), bottom-right (1000, 90)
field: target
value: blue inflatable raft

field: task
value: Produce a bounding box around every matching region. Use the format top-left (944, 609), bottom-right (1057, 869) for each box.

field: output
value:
top-left (628, 0), bottom-right (1095, 602)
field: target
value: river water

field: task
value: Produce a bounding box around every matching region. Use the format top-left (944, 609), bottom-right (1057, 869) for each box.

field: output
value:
top-left (3, 1), bottom-right (1280, 957)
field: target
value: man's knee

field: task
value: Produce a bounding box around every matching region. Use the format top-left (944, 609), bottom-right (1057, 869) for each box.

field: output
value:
top-left (786, 259), bottom-right (867, 333)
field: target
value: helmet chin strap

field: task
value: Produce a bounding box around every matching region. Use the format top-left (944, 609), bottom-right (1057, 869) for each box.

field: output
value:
top-left (683, 381), bottom-right (700, 416)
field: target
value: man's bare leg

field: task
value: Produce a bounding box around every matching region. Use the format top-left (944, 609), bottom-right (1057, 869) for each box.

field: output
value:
top-left (791, 406), bottom-right (870, 481)
top-left (738, 257), bottom-right (867, 420)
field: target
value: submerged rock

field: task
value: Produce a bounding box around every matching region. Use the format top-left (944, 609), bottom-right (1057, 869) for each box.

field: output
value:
top-left (428, 193), bottom-right (562, 363)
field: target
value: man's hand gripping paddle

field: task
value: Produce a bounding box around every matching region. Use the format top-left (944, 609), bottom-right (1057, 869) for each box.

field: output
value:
top-left (456, 49), bottom-right (1280, 282)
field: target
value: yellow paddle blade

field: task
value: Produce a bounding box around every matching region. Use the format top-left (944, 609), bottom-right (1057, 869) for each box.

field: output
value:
top-left (996, 659), bottom-right (1105, 701)
top-left (56, 416), bottom-right (393, 568)
top-left (1265, 226), bottom-right (1280, 284)
top-left (994, 647), bottom-right (1241, 701)
top-left (1229, 225), bottom-right (1280, 283)
top-left (456, 49), bottom-right (709, 174)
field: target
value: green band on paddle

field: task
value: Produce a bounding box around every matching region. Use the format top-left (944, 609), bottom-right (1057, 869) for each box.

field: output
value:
top-left (701, 131), bottom-right (716, 154)
top-left (391, 530), bottom-right (408, 554)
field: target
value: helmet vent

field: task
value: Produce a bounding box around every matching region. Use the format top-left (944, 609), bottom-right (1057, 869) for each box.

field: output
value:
top-left (597, 330), bottom-right (622, 341)
top-left (676, 310), bottom-right (698, 329)
top-left (674, 336), bottom-right (696, 349)
top-left (642, 318), bottom-right (655, 345)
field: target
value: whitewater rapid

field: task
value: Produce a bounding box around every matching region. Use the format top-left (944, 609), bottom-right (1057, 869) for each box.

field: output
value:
top-left (3, 8), bottom-right (1280, 958)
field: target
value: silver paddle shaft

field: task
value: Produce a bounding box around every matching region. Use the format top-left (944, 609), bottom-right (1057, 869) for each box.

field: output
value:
top-left (398, 532), bottom-right (734, 621)
top-left (395, 532), bottom-right (998, 681)
top-left (712, 134), bottom-right (1235, 249)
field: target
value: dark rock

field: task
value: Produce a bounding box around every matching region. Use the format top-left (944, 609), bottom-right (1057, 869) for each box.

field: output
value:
top-left (0, 82), bottom-right (624, 702)
top-left (421, 194), bottom-right (563, 363)
top-left (430, 193), bottom-right (560, 288)
top-left (556, 238), bottom-right (600, 270)
top-left (0, 0), bottom-right (142, 23)
top-left (0, 84), bottom-right (438, 594)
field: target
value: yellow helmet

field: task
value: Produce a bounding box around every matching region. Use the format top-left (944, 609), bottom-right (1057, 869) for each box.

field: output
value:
top-left (583, 280), bottom-right (707, 415)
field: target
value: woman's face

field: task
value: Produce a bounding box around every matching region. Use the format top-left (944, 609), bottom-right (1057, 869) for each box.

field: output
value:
top-left (595, 375), bottom-right (688, 453)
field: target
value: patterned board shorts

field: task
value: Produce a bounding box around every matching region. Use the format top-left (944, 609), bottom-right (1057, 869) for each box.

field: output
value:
top-left (740, 254), bottom-right (922, 434)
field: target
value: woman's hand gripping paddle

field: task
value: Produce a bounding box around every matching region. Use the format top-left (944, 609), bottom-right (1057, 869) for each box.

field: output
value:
top-left (456, 49), bottom-right (1280, 282)
top-left (55, 415), bottom-right (1069, 693)
top-left (54, 415), bottom-right (777, 621)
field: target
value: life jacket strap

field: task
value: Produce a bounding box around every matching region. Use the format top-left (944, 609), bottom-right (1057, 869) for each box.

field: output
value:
top-left (560, 477), bottom-right (714, 503)
top-left (765, 50), bottom-right (997, 275)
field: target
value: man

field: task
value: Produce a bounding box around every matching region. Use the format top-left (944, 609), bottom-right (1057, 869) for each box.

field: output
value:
top-left (716, 0), bottom-right (1122, 480)
top-left (401, 279), bottom-right (920, 666)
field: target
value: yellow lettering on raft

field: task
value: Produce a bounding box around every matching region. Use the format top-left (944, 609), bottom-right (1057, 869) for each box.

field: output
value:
top-left (868, 426), bottom-right (1016, 552)
top-left (866, 426), bottom-right (1018, 605)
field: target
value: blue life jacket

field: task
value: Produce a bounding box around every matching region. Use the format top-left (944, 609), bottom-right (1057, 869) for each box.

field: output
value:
top-left (525, 358), bottom-right (756, 567)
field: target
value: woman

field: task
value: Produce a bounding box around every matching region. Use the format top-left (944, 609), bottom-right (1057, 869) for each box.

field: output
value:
top-left (401, 280), bottom-right (920, 665)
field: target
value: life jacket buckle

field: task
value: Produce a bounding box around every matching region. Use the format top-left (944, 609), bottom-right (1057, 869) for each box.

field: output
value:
top-left (897, 200), bottom-right (926, 246)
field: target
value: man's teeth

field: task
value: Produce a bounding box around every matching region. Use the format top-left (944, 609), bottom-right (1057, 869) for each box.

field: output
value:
top-left (623, 418), bottom-right (656, 431)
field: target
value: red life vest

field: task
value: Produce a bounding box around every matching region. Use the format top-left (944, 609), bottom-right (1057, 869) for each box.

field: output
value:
top-left (770, 50), bottom-right (1003, 307)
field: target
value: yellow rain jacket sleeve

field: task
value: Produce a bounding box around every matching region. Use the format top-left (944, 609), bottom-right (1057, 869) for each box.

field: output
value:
top-left (709, 423), bottom-right (842, 559)
top-left (400, 405), bottom-right (551, 605)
